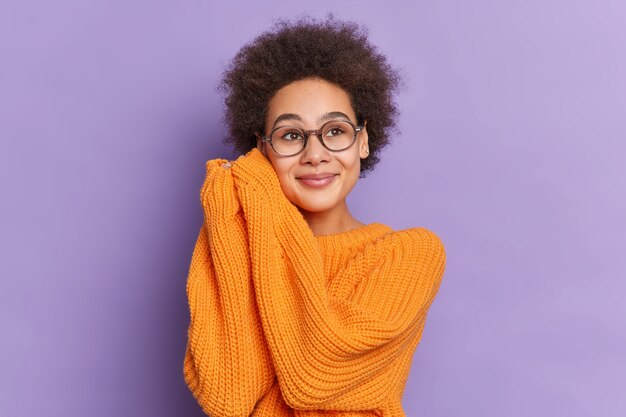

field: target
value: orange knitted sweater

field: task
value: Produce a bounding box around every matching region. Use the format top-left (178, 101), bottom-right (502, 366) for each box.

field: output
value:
top-left (183, 148), bottom-right (446, 417)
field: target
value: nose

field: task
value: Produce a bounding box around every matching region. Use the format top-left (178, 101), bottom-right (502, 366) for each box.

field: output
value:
top-left (300, 132), bottom-right (330, 165)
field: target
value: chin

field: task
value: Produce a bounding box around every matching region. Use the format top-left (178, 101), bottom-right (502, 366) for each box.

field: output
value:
top-left (290, 196), bottom-right (340, 214)
top-left (296, 204), bottom-right (335, 214)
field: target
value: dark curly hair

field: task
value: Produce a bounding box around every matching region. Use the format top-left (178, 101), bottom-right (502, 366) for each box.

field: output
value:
top-left (218, 14), bottom-right (402, 175)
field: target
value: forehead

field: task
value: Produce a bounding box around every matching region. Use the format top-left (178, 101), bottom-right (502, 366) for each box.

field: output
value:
top-left (266, 78), bottom-right (356, 124)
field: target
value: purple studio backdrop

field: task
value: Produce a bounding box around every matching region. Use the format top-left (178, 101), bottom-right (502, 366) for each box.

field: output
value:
top-left (1, 0), bottom-right (625, 416)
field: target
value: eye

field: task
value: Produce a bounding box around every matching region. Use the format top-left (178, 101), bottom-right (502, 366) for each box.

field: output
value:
top-left (280, 130), bottom-right (304, 141)
top-left (326, 127), bottom-right (345, 137)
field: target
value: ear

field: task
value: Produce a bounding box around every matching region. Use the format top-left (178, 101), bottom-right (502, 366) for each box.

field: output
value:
top-left (255, 133), bottom-right (268, 157)
top-left (358, 120), bottom-right (370, 159)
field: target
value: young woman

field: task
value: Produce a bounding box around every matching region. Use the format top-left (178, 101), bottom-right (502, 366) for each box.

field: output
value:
top-left (183, 16), bottom-right (446, 417)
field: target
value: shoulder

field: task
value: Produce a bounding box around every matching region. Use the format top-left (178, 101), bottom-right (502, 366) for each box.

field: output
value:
top-left (351, 225), bottom-right (446, 272)
top-left (371, 226), bottom-right (445, 257)
top-left (366, 226), bottom-right (447, 281)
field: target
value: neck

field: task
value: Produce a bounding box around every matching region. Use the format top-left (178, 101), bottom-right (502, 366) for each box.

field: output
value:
top-left (298, 200), bottom-right (364, 236)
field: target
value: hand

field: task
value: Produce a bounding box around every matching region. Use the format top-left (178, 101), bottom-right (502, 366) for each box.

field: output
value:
top-left (221, 161), bottom-right (232, 169)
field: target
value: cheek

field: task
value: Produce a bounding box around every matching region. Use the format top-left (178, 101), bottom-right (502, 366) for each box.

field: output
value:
top-left (340, 153), bottom-right (362, 178)
top-left (268, 159), bottom-right (298, 194)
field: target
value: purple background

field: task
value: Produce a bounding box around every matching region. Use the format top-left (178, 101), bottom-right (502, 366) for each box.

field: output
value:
top-left (1, 0), bottom-right (625, 416)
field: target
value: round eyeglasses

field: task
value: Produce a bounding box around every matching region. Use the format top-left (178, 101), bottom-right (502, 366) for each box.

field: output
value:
top-left (260, 119), bottom-right (364, 157)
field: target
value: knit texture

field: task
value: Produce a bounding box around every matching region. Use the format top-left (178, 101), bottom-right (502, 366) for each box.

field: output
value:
top-left (183, 148), bottom-right (446, 417)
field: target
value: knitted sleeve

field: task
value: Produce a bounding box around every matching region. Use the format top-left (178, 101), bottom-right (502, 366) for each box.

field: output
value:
top-left (230, 149), bottom-right (446, 411)
top-left (183, 157), bottom-right (275, 417)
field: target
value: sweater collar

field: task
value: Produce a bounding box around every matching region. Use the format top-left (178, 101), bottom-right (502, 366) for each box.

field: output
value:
top-left (315, 222), bottom-right (393, 252)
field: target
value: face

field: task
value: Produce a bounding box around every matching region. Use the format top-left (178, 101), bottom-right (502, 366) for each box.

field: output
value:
top-left (256, 77), bottom-right (369, 216)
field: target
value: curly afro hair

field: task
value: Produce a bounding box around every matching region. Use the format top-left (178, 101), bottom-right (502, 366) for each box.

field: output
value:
top-left (218, 14), bottom-right (402, 175)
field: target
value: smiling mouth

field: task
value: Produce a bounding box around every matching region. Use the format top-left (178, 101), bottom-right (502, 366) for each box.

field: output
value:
top-left (296, 174), bottom-right (338, 188)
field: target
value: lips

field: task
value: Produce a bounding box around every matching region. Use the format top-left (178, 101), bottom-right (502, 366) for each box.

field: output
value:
top-left (296, 172), bottom-right (338, 188)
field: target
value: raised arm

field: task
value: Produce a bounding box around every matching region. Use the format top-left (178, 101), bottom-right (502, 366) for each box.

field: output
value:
top-left (183, 158), bottom-right (275, 417)
top-left (230, 149), bottom-right (446, 411)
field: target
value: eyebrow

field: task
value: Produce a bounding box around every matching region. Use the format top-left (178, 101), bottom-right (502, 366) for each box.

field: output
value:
top-left (271, 111), bottom-right (353, 129)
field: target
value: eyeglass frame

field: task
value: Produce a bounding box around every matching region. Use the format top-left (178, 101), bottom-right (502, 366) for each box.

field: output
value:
top-left (257, 118), bottom-right (364, 157)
